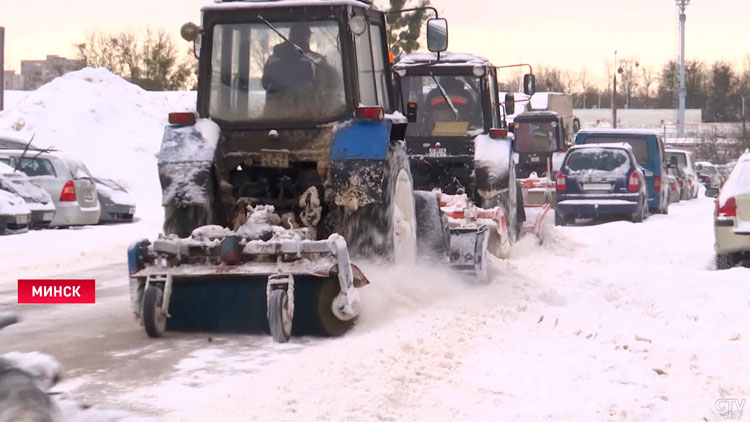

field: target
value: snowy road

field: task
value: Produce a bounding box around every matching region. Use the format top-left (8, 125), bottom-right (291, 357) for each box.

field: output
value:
top-left (1, 194), bottom-right (748, 421)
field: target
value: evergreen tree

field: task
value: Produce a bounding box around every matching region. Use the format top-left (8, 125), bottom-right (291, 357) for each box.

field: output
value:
top-left (383, 0), bottom-right (431, 58)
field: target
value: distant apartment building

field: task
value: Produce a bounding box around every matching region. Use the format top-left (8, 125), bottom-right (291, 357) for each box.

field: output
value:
top-left (3, 70), bottom-right (24, 90)
top-left (19, 55), bottom-right (85, 90)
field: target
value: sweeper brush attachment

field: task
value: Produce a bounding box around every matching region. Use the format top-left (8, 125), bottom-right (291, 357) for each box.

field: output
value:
top-left (128, 206), bottom-right (368, 342)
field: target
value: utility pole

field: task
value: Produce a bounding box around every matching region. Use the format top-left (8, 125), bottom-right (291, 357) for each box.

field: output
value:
top-left (612, 50), bottom-right (617, 128)
top-left (0, 27), bottom-right (5, 112)
top-left (676, 0), bottom-right (690, 137)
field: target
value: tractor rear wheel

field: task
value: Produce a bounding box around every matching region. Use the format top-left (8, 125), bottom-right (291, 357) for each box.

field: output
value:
top-left (163, 205), bottom-right (207, 238)
top-left (342, 143), bottom-right (417, 264)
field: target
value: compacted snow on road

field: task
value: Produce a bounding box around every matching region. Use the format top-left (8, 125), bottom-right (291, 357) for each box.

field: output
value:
top-left (160, 196), bottom-right (749, 422)
top-left (0, 69), bottom-right (748, 421)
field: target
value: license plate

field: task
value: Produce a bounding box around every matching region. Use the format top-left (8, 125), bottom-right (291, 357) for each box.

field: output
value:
top-left (260, 149), bottom-right (290, 168)
top-left (129, 207), bottom-right (135, 215)
top-left (529, 156), bottom-right (541, 163)
top-left (583, 183), bottom-right (611, 191)
top-left (428, 148), bottom-right (447, 158)
top-left (16, 214), bottom-right (28, 224)
top-left (43, 212), bottom-right (54, 221)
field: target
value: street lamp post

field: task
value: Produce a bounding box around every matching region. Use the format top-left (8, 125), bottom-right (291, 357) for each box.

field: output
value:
top-left (612, 51), bottom-right (617, 128)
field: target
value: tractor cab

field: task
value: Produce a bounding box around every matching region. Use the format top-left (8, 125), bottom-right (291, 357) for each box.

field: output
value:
top-left (392, 53), bottom-right (505, 202)
top-left (513, 111), bottom-right (568, 178)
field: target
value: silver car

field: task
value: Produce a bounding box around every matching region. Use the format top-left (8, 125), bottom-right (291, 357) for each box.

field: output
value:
top-left (0, 162), bottom-right (56, 228)
top-left (0, 151), bottom-right (100, 227)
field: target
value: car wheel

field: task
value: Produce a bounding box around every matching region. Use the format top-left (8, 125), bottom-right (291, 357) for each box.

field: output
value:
top-left (716, 253), bottom-right (735, 270)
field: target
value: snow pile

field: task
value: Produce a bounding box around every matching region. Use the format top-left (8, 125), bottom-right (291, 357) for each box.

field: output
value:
top-left (0, 67), bottom-right (196, 223)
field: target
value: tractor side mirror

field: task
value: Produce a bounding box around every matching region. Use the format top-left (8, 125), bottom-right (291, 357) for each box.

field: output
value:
top-left (406, 102), bottom-right (418, 123)
top-left (504, 93), bottom-right (515, 116)
top-left (181, 22), bottom-right (202, 58)
top-left (572, 117), bottom-right (581, 133)
top-left (426, 18), bottom-right (448, 52)
top-left (523, 74), bottom-right (536, 96)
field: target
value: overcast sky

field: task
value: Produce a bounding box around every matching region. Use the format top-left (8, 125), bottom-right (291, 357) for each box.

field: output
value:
top-left (2, 0), bottom-right (747, 87)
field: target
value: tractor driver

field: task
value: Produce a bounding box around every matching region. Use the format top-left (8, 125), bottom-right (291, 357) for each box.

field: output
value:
top-left (425, 76), bottom-right (482, 133)
top-left (262, 23), bottom-right (337, 118)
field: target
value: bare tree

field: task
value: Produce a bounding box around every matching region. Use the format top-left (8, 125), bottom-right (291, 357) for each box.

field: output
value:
top-left (77, 28), bottom-right (194, 90)
top-left (578, 67), bottom-right (591, 108)
top-left (640, 65), bottom-right (655, 108)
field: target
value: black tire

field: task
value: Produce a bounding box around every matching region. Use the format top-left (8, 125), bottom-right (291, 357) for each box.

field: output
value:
top-left (163, 205), bottom-right (208, 238)
top-left (632, 199), bottom-right (646, 223)
top-left (516, 179), bottom-right (526, 236)
top-left (716, 253), bottom-right (735, 270)
top-left (554, 210), bottom-right (566, 226)
top-left (341, 142), bottom-right (416, 263)
top-left (143, 286), bottom-right (166, 338)
top-left (268, 289), bottom-right (292, 343)
top-left (315, 277), bottom-right (355, 337)
top-left (414, 190), bottom-right (449, 261)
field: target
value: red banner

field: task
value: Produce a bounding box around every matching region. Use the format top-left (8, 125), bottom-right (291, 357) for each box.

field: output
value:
top-left (18, 279), bottom-right (96, 304)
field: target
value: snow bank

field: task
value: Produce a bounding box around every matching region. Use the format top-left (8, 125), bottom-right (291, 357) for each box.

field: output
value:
top-left (0, 67), bottom-right (196, 224)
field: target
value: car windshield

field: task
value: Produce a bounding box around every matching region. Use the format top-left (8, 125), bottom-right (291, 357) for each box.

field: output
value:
top-left (209, 20), bottom-right (346, 124)
top-left (582, 136), bottom-right (649, 165)
top-left (515, 121), bottom-right (559, 153)
top-left (565, 148), bottom-right (630, 174)
top-left (400, 75), bottom-right (484, 137)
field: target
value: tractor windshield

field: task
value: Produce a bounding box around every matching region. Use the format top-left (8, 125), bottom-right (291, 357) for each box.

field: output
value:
top-left (400, 75), bottom-right (484, 137)
top-left (209, 20), bottom-right (346, 124)
top-left (514, 121), bottom-right (559, 153)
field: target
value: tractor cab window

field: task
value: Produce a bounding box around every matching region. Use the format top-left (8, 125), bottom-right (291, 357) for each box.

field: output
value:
top-left (515, 121), bottom-right (559, 153)
top-left (401, 75), bottom-right (484, 137)
top-left (355, 21), bottom-right (389, 108)
top-left (209, 20), bottom-right (346, 124)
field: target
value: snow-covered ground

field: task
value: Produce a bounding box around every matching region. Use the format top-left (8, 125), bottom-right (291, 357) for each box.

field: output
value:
top-left (0, 70), bottom-right (748, 422)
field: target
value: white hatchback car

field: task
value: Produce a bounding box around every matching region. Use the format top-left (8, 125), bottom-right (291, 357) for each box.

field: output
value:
top-left (707, 150), bottom-right (750, 269)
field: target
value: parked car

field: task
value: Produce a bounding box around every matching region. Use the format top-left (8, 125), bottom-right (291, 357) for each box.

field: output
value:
top-left (666, 148), bottom-right (699, 199)
top-left (706, 150), bottom-right (750, 269)
top-left (555, 143), bottom-right (648, 225)
top-left (666, 164), bottom-right (689, 202)
top-left (0, 189), bottom-right (31, 234)
top-left (0, 162), bottom-right (55, 228)
top-left (666, 172), bottom-right (681, 204)
top-left (717, 164), bottom-right (732, 185)
top-left (575, 128), bottom-right (669, 214)
top-left (93, 177), bottom-right (135, 223)
top-left (696, 161), bottom-right (722, 189)
top-left (0, 151), bottom-right (100, 227)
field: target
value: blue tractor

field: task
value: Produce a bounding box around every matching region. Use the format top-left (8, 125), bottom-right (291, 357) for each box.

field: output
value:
top-left (127, 0), bottom-right (453, 342)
